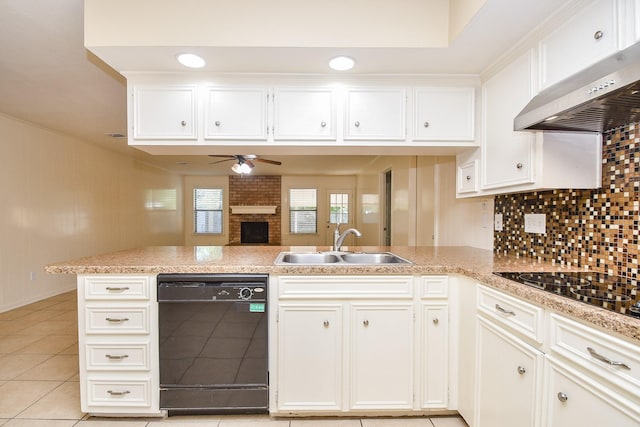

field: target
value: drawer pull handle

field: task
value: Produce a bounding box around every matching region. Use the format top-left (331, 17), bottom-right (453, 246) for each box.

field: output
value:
top-left (107, 390), bottom-right (131, 396)
top-left (105, 354), bottom-right (129, 360)
top-left (587, 347), bottom-right (631, 370)
top-left (105, 287), bottom-right (130, 292)
top-left (557, 392), bottom-right (568, 403)
top-left (495, 304), bottom-right (516, 316)
top-left (105, 317), bottom-right (130, 323)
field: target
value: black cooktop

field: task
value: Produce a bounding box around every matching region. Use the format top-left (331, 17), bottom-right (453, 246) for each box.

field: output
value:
top-left (494, 272), bottom-right (640, 319)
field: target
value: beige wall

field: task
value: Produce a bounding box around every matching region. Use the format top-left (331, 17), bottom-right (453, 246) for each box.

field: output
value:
top-left (0, 114), bottom-right (184, 312)
top-left (433, 156), bottom-right (493, 249)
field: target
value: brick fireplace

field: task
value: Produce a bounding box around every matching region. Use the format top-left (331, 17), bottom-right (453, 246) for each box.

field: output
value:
top-left (229, 175), bottom-right (281, 245)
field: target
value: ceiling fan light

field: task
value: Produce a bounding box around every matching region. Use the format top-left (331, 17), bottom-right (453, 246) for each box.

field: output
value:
top-left (231, 162), bottom-right (252, 174)
top-left (176, 53), bottom-right (206, 68)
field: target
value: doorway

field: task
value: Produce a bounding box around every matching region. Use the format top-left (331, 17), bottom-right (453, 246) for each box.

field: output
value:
top-left (325, 190), bottom-right (354, 246)
top-left (383, 170), bottom-right (392, 246)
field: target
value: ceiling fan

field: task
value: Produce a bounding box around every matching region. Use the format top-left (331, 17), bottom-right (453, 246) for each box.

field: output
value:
top-left (208, 154), bottom-right (282, 174)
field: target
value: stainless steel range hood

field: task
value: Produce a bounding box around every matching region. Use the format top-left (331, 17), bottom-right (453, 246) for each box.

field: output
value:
top-left (514, 43), bottom-right (640, 133)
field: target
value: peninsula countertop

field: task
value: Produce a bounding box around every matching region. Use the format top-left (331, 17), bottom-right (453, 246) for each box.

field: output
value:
top-left (46, 245), bottom-right (640, 342)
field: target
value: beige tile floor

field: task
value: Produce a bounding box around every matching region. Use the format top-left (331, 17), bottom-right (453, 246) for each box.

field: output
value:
top-left (0, 290), bottom-right (468, 427)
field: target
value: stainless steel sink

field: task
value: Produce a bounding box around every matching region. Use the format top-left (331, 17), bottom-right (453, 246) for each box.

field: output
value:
top-left (339, 252), bottom-right (411, 264)
top-left (278, 253), bottom-right (341, 264)
top-left (274, 251), bottom-right (412, 265)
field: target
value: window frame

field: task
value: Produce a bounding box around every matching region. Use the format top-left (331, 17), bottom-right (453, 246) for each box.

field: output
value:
top-left (288, 188), bottom-right (318, 234)
top-left (193, 187), bottom-right (224, 235)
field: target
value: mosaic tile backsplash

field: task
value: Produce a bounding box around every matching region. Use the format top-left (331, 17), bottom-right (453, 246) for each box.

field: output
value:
top-left (494, 121), bottom-right (639, 279)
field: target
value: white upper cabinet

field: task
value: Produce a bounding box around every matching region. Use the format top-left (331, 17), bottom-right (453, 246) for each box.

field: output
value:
top-left (344, 88), bottom-right (406, 140)
top-left (273, 88), bottom-right (336, 140)
top-left (413, 87), bottom-right (475, 141)
top-left (132, 86), bottom-right (197, 139)
top-left (482, 50), bottom-right (537, 189)
top-left (204, 88), bottom-right (267, 140)
top-left (539, 0), bottom-right (619, 90)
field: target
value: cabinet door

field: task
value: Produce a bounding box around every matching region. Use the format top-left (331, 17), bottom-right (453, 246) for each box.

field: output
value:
top-left (475, 317), bottom-right (544, 427)
top-left (421, 303), bottom-right (449, 409)
top-left (544, 358), bottom-right (640, 427)
top-left (413, 87), bottom-right (474, 141)
top-left (277, 304), bottom-right (342, 411)
top-left (350, 303), bottom-right (414, 409)
top-left (133, 86), bottom-right (197, 139)
top-left (204, 88), bottom-right (267, 140)
top-left (539, 0), bottom-right (618, 90)
top-left (481, 49), bottom-right (536, 189)
top-left (344, 89), bottom-right (406, 140)
top-left (273, 88), bottom-right (336, 140)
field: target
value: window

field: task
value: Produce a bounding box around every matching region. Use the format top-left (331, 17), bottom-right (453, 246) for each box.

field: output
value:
top-left (329, 192), bottom-right (349, 224)
top-left (194, 188), bottom-right (223, 234)
top-left (289, 188), bottom-right (317, 234)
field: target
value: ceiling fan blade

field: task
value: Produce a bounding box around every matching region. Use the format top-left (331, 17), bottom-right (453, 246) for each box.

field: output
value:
top-left (245, 159), bottom-right (256, 168)
top-left (208, 158), bottom-right (235, 165)
top-left (254, 158), bottom-right (282, 165)
top-left (207, 155), bottom-right (237, 159)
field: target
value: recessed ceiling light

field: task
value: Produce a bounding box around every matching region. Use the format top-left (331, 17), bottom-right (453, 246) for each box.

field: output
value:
top-left (176, 53), bottom-right (206, 69)
top-left (329, 56), bottom-right (355, 71)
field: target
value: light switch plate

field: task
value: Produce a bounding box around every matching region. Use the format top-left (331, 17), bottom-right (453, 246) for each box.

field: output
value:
top-left (524, 213), bottom-right (546, 234)
top-left (494, 213), bottom-right (503, 231)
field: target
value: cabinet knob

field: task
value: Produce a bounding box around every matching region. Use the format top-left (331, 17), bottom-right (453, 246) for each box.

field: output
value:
top-left (423, 121), bottom-right (430, 128)
top-left (516, 162), bottom-right (523, 170)
top-left (321, 121), bottom-right (327, 128)
top-left (517, 366), bottom-right (526, 375)
top-left (557, 392), bottom-right (568, 403)
top-left (323, 320), bottom-right (330, 327)
top-left (181, 120), bottom-right (187, 126)
top-left (354, 121), bottom-right (360, 127)
top-left (215, 120), bottom-right (221, 127)
top-left (466, 175), bottom-right (471, 181)
top-left (363, 319), bottom-right (369, 327)
top-left (594, 30), bottom-right (604, 40)
top-left (433, 318), bottom-right (439, 325)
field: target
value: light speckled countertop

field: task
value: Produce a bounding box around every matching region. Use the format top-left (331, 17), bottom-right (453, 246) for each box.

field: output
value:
top-left (46, 245), bottom-right (640, 342)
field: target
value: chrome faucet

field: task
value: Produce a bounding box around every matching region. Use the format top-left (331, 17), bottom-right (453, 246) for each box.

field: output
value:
top-left (333, 222), bottom-right (362, 252)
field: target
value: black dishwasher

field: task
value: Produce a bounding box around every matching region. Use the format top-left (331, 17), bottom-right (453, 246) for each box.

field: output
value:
top-left (157, 273), bottom-right (268, 415)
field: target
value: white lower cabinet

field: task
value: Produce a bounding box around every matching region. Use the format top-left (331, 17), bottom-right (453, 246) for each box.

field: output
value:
top-left (271, 275), bottom-right (449, 415)
top-left (543, 357), bottom-right (640, 426)
top-left (474, 317), bottom-right (544, 427)
top-left (78, 274), bottom-right (159, 415)
top-left (276, 304), bottom-right (343, 411)
top-left (349, 303), bottom-right (414, 409)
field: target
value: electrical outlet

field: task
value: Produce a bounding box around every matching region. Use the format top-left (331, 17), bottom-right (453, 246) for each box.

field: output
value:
top-left (494, 213), bottom-right (503, 231)
top-left (524, 213), bottom-right (546, 234)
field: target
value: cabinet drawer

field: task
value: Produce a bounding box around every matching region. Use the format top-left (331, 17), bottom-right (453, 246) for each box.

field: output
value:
top-left (457, 160), bottom-right (478, 194)
top-left (82, 275), bottom-right (151, 300)
top-left (549, 313), bottom-right (640, 392)
top-left (87, 378), bottom-right (152, 408)
top-left (420, 276), bottom-right (448, 298)
top-left (277, 276), bottom-right (414, 299)
top-left (477, 285), bottom-right (544, 344)
top-left (85, 307), bottom-right (149, 334)
top-left (86, 343), bottom-right (150, 371)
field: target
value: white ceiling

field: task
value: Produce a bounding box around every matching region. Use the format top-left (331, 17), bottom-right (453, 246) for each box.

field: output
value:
top-left (0, 0), bottom-right (571, 176)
